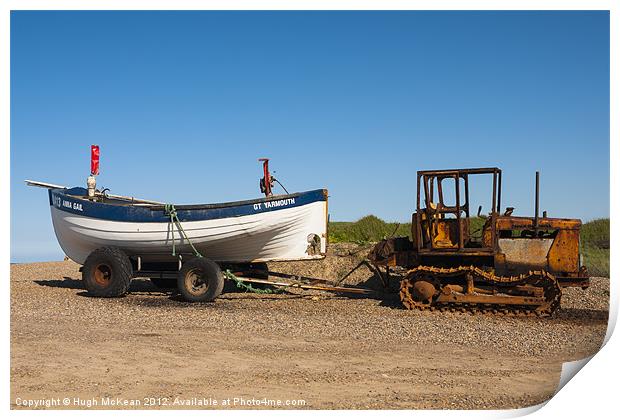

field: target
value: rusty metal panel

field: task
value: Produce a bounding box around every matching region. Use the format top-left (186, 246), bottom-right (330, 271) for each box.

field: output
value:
top-left (498, 238), bottom-right (553, 268)
top-left (495, 216), bottom-right (581, 230)
top-left (548, 229), bottom-right (580, 274)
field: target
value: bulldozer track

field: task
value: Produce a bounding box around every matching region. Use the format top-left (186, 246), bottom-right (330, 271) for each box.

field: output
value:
top-left (399, 266), bottom-right (562, 317)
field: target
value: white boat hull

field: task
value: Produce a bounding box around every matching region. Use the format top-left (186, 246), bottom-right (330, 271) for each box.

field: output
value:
top-left (50, 192), bottom-right (328, 265)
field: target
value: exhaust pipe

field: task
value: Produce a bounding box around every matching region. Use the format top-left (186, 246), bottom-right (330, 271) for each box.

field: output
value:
top-left (534, 171), bottom-right (540, 228)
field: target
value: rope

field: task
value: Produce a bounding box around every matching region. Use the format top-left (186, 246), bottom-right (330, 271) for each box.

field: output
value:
top-left (164, 204), bottom-right (279, 294)
top-left (223, 270), bottom-right (282, 294)
top-left (273, 177), bottom-right (289, 195)
top-left (164, 204), bottom-right (203, 258)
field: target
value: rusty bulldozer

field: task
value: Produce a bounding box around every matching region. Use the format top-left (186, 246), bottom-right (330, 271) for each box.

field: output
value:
top-left (368, 168), bottom-right (589, 316)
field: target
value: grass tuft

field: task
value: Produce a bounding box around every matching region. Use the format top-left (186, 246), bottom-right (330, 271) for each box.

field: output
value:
top-left (329, 215), bottom-right (411, 244)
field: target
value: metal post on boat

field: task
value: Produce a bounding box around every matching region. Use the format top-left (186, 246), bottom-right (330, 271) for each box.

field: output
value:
top-left (87, 145), bottom-right (100, 199)
top-left (87, 175), bottom-right (96, 198)
top-left (259, 158), bottom-right (273, 197)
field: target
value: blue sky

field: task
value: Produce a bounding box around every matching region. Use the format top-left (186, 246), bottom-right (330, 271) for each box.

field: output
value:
top-left (11, 11), bottom-right (609, 262)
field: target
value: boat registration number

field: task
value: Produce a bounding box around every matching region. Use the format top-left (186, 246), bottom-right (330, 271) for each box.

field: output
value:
top-left (252, 197), bottom-right (295, 211)
top-left (52, 195), bottom-right (83, 212)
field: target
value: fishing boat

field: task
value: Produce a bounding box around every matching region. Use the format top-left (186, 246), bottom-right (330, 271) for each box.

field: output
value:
top-left (44, 185), bottom-right (328, 265)
top-left (27, 148), bottom-right (329, 303)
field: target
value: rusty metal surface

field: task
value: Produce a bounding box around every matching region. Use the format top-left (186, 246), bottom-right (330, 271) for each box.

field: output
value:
top-left (399, 266), bottom-right (561, 316)
top-left (498, 238), bottom-right (554, 268)
top-left (494, 215), bottom-right (581, 230)
top-left (417, 167), bottom-right (501, 176)
top-left (368, 237), bottom-right (414, 264)
top-left (366, 165), bottom-right (588, 315)
top-left (490, 215), bottom-right (582, 277)
top-left (547, 228), bottom-right (581, 274)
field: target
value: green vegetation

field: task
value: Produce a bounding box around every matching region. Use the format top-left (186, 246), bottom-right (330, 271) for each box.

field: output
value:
top-left (329, 215), bottom-right (411, 244)
top-left (580, 218), bottom-right (610, 277)
top-left (328, 215), bottom-right (486, 244)
top-left (328, 216), bottom-right (610, 277)
top-left (580, 218), bottom-right (610, 249)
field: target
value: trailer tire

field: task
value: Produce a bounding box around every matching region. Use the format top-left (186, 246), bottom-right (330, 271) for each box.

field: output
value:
top-left (177, 257), bottom-right (224, 302)
top-left (82, 246), bottom-right (133, 297)
top-left (150, 278), bottom-right (177, 289)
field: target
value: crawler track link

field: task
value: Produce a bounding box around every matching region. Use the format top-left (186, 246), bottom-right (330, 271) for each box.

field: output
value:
top-left (399, 266), bottom-right (561, 317)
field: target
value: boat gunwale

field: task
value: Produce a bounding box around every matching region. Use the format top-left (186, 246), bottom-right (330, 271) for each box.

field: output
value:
top-left (49, 187), bottom-right (328, 224)
top-left (56, 187), bottom-right (328, 211)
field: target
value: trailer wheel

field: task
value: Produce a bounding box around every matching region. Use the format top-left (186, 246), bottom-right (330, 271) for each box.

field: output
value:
top-left (82, 247), bottom-right (133, 297)
top-left (177, 258), bottom-right (224, 302)
top-left (150, 278), bottom-right (177, 289)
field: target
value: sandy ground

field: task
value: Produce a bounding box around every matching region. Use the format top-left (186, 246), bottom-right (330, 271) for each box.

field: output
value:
top-left (10, 246), bottom-right (609, 410)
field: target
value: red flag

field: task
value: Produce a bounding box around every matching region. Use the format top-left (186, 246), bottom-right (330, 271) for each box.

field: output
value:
top-left (90, 145), bottom-right (100, 175)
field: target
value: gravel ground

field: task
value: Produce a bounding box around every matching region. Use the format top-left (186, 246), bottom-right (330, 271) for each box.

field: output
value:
top-left (10, 245), bottom-right (609, 410)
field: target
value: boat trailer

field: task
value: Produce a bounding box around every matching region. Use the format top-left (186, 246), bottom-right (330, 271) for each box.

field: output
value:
top-left (134, 262), bottom-right (380, 297)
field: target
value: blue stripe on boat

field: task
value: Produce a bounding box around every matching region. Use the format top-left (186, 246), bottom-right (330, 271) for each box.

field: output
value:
top-left (48, 188), bottom-right (327, 223)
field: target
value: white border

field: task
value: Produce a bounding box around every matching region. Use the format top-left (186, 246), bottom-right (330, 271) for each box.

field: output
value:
top-left (3, 1), bottom-right (616, 419)
top-left (0, 0), bottom-right (616, 11)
